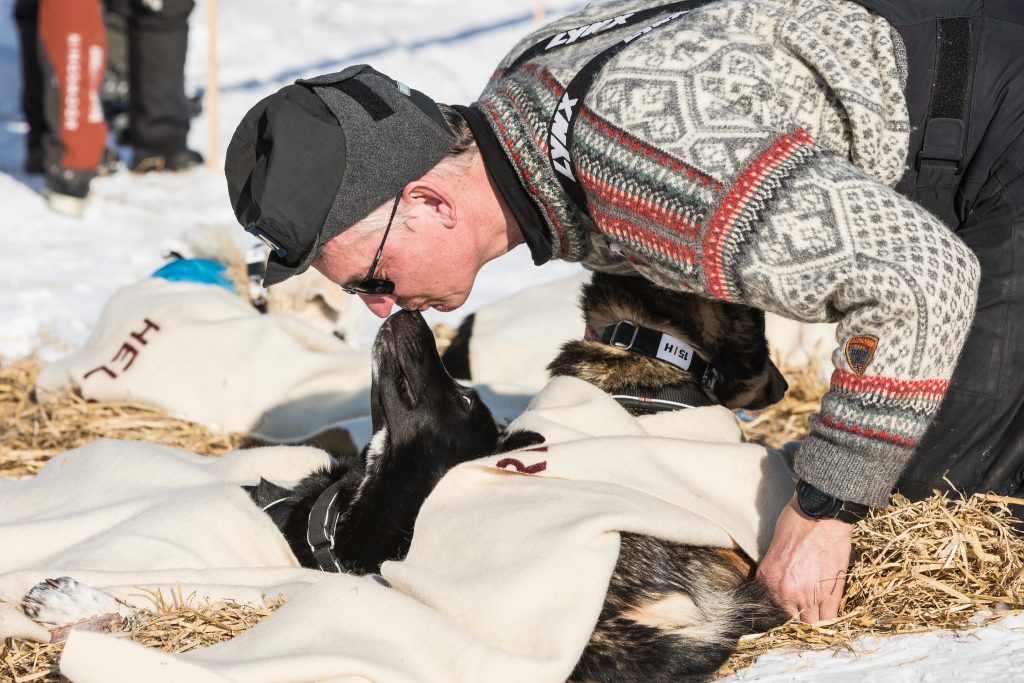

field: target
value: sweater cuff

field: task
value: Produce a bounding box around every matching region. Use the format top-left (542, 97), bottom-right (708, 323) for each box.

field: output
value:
top-left (793, 430), bottom-right (911, 508)
top-left (794, 369), bottom-right (950, 507)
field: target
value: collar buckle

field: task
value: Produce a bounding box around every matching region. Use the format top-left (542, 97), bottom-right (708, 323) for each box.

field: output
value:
top-left (607, 319), bottom-right (640, 350)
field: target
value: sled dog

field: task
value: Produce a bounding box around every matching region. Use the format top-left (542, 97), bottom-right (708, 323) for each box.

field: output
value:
top-left (248, 272), bottom-right (789, 682)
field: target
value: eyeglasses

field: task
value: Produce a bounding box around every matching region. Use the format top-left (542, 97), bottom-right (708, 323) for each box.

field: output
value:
top-left (341, 194), bottom-right (400, 295)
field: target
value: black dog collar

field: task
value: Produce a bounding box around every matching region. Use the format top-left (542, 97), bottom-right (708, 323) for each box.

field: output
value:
top-left (596, 320), bottom-right (722, 392)
top-left (306, 479), bottom-right (346, 572)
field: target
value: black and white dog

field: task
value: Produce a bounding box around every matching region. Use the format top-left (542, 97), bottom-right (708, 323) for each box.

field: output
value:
top-left (247, 309), bottom-right (500, 574)
top-left (248, 272), bottom-right (789, 682)
top-left (20, 273), bottom-right (787, 677)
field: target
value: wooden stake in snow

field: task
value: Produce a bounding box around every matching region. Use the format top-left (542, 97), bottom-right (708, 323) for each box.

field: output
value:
top-left (205, 0), bottom-right (219, 170)
top-left (534, 0), bottom-right (545, 26)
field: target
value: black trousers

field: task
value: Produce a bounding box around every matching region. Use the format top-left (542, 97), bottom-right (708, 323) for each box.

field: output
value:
top-left (894, 13), bottom-right (1024, 504)
top-left (897, 168), bottom-right (1024, 502)
top-left (123, 0), bottom-right (195, 153)
top-left (13, 0), bottom-right (45, 155)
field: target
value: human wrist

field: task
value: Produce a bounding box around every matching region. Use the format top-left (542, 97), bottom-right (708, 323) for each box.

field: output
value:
top-left (795, 480), bottom-right (870, 524)
top-left (793, 432), bottom-right (907, 507)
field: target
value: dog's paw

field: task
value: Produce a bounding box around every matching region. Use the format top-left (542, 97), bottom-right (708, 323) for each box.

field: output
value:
top-left (21, 576), bottom-right (123, 640)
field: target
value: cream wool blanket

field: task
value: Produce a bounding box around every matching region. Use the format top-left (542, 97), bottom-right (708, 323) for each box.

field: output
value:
top-left (464, 272), bottom-right (588, 391)
top-left (0, 441), bottom-right (334, 643)
top-left (37, 278), bottom-right (373, 443)
top-left (43, 376), bottom-right (792, 683)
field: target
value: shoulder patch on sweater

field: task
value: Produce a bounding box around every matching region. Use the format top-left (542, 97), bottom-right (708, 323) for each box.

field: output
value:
top-left (845, 335), bottom-right (879, 376)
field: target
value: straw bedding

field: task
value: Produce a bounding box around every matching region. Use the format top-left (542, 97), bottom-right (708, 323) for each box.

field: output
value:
top-left (0, 357), bottom-right (247, 479)
top-left (1, 592), bottom-right (284, 683)
top-left (726, 361), bottom-right (1024, 676)
top-left (2, 354), bottom-right (1022, 682)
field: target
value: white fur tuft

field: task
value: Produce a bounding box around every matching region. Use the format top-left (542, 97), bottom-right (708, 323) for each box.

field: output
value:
top-left (22, 576), bottom-right (123, 627)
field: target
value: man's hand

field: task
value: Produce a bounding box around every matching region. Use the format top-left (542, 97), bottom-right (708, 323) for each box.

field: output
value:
top-left (756, 493), bottom-right (853, 623)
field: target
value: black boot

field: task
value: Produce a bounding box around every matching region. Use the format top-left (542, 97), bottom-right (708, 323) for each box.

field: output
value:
top-left (42, 168), bottom-right (92, 217)
top-left (130, 147), bottom-right (204, 173)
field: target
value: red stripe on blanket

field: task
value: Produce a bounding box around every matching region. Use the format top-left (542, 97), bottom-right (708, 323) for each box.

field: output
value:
top-left (590, 202), bottom-right (697, 264)
top-left (703, 129), bottom-right (815, 300)
top-left (819, 415), bottom-right (919, 448)
top-left (579, 166), bottom-right (701, 240)
top-left (831, 369), bottom-right (949, 401)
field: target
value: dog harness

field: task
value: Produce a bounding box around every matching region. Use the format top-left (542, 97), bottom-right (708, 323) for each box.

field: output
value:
top-left (306, 479), bottom-right (346, 572)
top-left (610, 384), bottom-right (716, 413)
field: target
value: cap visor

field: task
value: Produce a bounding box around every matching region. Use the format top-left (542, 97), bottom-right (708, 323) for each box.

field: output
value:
top-left (262, 257), bottom-right (307, 287)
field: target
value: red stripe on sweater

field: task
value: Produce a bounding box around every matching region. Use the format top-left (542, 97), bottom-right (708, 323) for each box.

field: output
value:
top-left (536, 63), bottom-right (561, 92)
top-left (831, 369), bottom-right (949, 401)
top-left (703, 129), bottom-right (815, 300)
top-left (579, 166), bottom-right (701, 240)
top-left (589, 202), bottom-right (696, 264)
top-left (819, 415), bottom-right (919, 448)
top-left (581, 111), bottom-right (722, 190)
top-left (482, 100), bottom-right (569, 250)
top-left (534, 66), bottom-right (723, 190)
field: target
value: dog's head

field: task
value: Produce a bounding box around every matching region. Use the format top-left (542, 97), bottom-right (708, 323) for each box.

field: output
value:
top-left (548, 273), bottom-right (787, 411)
top-left (370, 310), bottom-right (500, 467)
top-left (248, 309), bottom-right (501, 572)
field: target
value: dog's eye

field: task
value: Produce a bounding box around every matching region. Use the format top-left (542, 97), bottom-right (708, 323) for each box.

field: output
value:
top-left (462, 395), bottom-right (472, 406)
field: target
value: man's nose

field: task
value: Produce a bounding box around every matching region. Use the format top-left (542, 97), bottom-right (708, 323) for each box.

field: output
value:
top-left (359, 294), bottom-right (397, 319)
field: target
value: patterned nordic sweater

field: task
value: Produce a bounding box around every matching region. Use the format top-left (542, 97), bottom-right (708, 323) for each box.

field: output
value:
top-left (472, 0), bottom-right (981, 507)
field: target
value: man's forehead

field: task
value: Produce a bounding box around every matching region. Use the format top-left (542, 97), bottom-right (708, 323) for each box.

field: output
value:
top-left (315, 229), bottom-right (371, 279)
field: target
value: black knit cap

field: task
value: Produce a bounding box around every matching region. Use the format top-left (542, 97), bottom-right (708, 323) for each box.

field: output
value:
top-left (225, 65), bottom-right (455, 286)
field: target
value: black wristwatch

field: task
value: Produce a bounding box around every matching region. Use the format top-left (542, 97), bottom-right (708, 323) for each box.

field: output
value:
top-left (796, 480), bottom-right (870, 524)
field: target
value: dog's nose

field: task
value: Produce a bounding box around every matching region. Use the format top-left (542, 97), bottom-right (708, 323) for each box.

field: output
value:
top-left (767, 372), bottom-right (789, 405)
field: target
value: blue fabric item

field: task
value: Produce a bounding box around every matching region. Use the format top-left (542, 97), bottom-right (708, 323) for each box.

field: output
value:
top-left (151, 258), bottom-right (237, 293)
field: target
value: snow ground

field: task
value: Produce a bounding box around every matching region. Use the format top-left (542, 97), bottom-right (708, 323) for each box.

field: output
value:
top-left (723, 613), bottom-right (1024, 682)
top-left (2, 0), bottom-right (1023, 679)
top-left (0, 0), bottom-right (583, 359)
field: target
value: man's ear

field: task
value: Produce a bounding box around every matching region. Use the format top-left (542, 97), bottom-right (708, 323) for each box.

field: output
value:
top-left (402, 180), bottom-right (457, 228)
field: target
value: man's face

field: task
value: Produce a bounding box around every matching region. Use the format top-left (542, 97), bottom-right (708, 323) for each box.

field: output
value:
top-left (315, 215), bottom-right (482, 319)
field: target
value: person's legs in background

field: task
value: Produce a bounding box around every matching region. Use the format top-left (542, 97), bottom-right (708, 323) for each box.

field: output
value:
top-left (100, 0), bottom-right (130, 143)
top-left (127, 0), bottom-right (202, 173)
top-left (13, 0), bottom-right (45, 174)
top-left (37, 0), bottom-right (107, 216)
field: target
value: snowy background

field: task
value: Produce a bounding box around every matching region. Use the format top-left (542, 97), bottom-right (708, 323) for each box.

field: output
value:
top-left (0, 0), bottom-right (584, 360)
top-left (2, 0), bottom-right (1023, 679)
